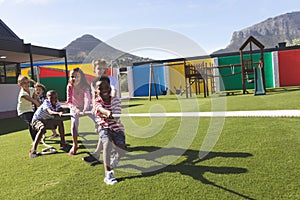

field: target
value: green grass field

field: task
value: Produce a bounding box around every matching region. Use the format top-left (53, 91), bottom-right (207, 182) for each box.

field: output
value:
top-left (0, 88), bottom-right (300, 200)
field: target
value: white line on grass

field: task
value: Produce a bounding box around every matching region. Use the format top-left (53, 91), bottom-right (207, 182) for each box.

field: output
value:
top-left (63, 110), bottom-right (300, 118)
top-left (118, 110), bottom-right (300, 117)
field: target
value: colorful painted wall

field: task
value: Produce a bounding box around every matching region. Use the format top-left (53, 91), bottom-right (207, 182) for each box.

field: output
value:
top-left (19, 48), bottom-right (300, 100)
top-left (21, 62), bottom-right (113, 101)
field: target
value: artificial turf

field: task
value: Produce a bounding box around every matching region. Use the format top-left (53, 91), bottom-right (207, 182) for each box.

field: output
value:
top-left (0, 87), bottom-right (299, 199)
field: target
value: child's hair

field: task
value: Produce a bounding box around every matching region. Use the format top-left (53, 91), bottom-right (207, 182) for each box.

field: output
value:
top-left (92, 58), bottom-right (107, 69)
top-left (69, 67), bottom-right (90, 89)
top-left (34, 82), bottom-right (46, 92)
top-left (46, 90), bottom-right (57, 97)
top-left (92, 75), bottom-right (111, 88)
top-left (99, 76), bottom-right (110, 84)
top-left (17, 75), bottom-right (29, 85)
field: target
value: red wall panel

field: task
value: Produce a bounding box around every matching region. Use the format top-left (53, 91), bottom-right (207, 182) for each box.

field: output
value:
top-left (278, 49), bottom-right (300, 86)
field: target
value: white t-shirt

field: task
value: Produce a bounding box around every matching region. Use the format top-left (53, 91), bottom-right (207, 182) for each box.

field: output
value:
top-left (17, 87), bottom-right (35, 116)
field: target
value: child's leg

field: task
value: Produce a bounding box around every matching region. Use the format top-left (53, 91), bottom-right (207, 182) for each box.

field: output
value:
top-left (31, 121), bottom-right (46, 151)
top-left (50, 129), bottom-right (58, 138)
top-left (56, 120), bottom-right (66, 146)
top-left (101, 129), bottom-right (118, 185)
top-left (69, 115), bottom-right (79, 155)
top-left (113, 131), bottom-right (126, 156)
top-left (90, 113), bottom-right (102, 157)
top-left (93, 138), bottom-right (103, 158)
top-left (19, 112), bottom-right (36, 141)
top-left (71, 114), bottom-right (79, 146)
top-left (103, 140), bottom-right (113, 172)
top-left (99, 128), bottom-right (113, 172)
top-left (110, 131), bottom-right (126, 168)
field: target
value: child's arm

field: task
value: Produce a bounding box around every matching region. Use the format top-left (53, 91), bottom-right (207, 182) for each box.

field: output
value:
top-left (66, 84), bottom-right (80, 114)
top-left (111, 97), bottom-right (122, 120)
top-left (46, 108), bottom-right (63, 117)
top-left (98, 107), bottom-right (112, 118)
top-left (94, 101), bottom-right (112, 118)
top-left (22, 95), bottom-right (41, 107)
top-left (82, 88), bottom-right (91, 114)
top-left (29, 78), bottom-right (36, 85)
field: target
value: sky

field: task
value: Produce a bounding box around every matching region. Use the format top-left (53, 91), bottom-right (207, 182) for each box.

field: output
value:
top-left (1, 0), bottom-right (300, 59)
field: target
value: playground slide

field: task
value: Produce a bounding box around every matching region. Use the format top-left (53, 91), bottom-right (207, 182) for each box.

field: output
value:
top-left (254, 67), bottom-right (266, 95)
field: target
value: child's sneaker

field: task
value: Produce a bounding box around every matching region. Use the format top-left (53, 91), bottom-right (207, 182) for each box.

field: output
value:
top-left (104, 170), bottom-right (118, 185)
top-left (29, 150), bottom-right (38, 158)
top-left (110, 152), bottom-right (119, 169)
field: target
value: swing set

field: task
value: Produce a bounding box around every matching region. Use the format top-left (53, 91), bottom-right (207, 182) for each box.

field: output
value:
top-left (207, 36), bottom-right (266, 95)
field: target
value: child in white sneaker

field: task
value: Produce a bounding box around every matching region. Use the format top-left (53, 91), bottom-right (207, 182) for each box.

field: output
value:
top-left (82, 60), bottom-right (118, 164)
top-left (93, 76), bottom-right (126, 185)
top-left (30, 90), bottom-right (68, 158)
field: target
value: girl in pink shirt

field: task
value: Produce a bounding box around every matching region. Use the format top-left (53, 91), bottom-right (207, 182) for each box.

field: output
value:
top-left (66, 68), bottom-right (92, 156)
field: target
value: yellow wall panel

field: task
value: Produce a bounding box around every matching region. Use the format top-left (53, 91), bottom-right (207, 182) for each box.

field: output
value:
top-left (167, 58), bottom-right (215, 95)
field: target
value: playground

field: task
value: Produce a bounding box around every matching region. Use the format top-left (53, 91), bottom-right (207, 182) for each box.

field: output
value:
top-left (0, 86), bottom-right (299, 199)
top-left (1, 17), bottom-right (300, 199)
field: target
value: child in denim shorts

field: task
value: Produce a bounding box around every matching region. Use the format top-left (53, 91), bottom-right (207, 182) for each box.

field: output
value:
top-left (93, 76), bottom-right (126, 185)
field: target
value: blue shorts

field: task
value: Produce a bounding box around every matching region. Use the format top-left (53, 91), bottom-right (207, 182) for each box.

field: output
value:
top-left (98, 127), bottom-right (125, 146)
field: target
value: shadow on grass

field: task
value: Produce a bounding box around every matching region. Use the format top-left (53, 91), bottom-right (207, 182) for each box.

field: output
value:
top-left (0, 117), bottom-right (27, 136)
top-left (119, 146), bottom-right (254, 200)
top-left (266, 86), bottom-right (300, 95)
top-left (0, 116), bottom-right (71, 136)
top-left (121, 104), bottom-right (143, 109)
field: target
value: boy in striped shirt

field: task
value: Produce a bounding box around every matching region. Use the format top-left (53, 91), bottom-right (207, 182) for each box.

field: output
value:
top-left (94, 76), bottom-right (126, 185)
top-left (30, 90), bottom-right (68, 158)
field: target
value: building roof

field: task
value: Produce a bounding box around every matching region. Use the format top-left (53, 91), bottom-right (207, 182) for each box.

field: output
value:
top-left (0, 19), bottom-right (21, 41)
top-left (0, 19), bottom-right (66, 63)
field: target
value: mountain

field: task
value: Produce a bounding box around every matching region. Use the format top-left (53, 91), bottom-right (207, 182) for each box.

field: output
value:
top-left (64, 34), bottom-right (151, 65)
top-left (214, 11), bottom-right (300, 54)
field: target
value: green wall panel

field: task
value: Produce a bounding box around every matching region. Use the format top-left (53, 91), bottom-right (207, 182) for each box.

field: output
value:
top-left (263, 52), bottom-right (274, 88)
top-left (39, 77), bottom-right (67, 101)
top-left (217, 55), bottom-right (243, 91)
top-left (217, 53), bottom-right (274, 91)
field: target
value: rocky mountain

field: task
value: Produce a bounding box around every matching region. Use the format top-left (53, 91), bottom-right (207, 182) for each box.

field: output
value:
top-left (64, 34), bottom-right (151, 66)
top-left (214, 11), bottom-right (300, 54)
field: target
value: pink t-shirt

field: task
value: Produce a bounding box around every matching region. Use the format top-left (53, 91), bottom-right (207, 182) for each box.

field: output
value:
top-left (66, 83), bottom-right (91, 111)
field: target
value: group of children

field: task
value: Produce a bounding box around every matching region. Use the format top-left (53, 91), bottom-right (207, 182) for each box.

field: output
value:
top-left (17, 59), bottom-right (125, 185)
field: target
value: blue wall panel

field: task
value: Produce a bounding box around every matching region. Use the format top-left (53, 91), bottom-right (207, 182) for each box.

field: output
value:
top-left (133, 64), bottom-right (166, 96)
